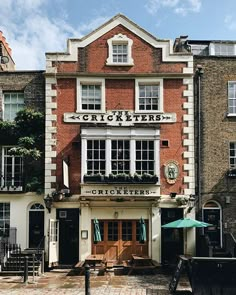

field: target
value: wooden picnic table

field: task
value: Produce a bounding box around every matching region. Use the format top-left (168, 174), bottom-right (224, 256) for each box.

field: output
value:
top-left (85, 254), bottom-right (105, 271)
top-left (125, 254), bottom-right (157, 275)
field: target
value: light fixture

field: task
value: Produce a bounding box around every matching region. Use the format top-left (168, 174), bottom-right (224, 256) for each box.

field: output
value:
top-left (170, 192), bottom-right (177, 198)
top-left (187, 194), bottom-right (196, 213)
top-left (114, 211), bottom-right (118, 219)
top-left (225, 196), bottom-right (231, 204)
top-left (44, 194), bottom-right (53, 213)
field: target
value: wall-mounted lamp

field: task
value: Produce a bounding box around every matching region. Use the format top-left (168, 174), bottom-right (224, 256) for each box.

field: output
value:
top-left (44, 194), bottom-right (53, 213)
top-left (187, 194), bottom-right (196, 213)
top-left (170, 192), bottom-right (177, 198)
top-left (225, 196), bottom-right (231, 204)
top-left (114, 211), bottom-right (119, 219)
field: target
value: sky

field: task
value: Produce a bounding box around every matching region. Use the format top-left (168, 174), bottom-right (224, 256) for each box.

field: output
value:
top-left (1, 0), bottom-right (236, 70)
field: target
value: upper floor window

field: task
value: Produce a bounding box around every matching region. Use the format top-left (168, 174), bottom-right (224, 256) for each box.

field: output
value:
top-left (0, 203), bottom-right (10, 237)
top-left (81, 128), bottom-right (160, 180)
top-left (0, 146), bottom-right (23, 190)
top-left (106, 34), bottom-right (134, 66)
top-left (229, 142), bottom-right (236, 169)
top-left (214, 44), bottom-right (235, 56)
top-left (77, 78), bottom-right (105, 113)
top-left (135, 79), bottom-right (163, 112)
top-left (228, 82), bottom-right (236, 115)
top-left (3, 92), bottom-right (24, 121)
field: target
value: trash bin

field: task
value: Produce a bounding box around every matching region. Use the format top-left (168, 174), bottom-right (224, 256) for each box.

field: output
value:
top-left (191, 257), bottom-right (236, 295)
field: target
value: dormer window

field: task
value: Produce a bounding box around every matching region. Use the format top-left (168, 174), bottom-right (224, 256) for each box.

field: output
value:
top-left (106, 34), bottom-right (134, 66)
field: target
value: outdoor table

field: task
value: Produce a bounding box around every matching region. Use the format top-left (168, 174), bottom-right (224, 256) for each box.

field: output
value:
top-left (127, 254), bottom-right (156, 275)
top-left (85, 254), bottom-right (105, 271)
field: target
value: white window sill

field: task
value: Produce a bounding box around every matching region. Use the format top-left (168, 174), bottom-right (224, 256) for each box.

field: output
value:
top-left (106, 62), bottom-right (134, 67)
top-left (227, 113), bottom-right (236, 117)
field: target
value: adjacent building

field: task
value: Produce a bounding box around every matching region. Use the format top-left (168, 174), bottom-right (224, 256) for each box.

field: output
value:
top-left (177, 38), bottom-right (236, 254)
top-left (0, 33), bottom-right (45, 251)
top-left (44, 14), bottom-right (195, 266)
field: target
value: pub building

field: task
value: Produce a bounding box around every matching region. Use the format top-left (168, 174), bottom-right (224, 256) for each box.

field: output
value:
top-left (44, 14), bottom-right (195, 267)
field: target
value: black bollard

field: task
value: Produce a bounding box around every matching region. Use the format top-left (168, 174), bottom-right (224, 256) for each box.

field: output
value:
top-left (85, 263), bottom-right (90, 295)
top-left (23, 256), bottom-right (28, 284)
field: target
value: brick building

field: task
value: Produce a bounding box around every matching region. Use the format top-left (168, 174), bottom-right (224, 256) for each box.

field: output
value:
top-left (179, 38), bottom-right (236, 255)
top-left (44, 14), bottom-right (195, 266)
top-left (0, 33), bottom-right (45, 250)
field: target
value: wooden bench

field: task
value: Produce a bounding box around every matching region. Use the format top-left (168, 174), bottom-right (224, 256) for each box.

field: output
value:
top-left (74, 261), bottom-right (85, 275)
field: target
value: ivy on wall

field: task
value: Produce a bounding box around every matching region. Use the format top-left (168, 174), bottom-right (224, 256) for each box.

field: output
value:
top-left (0, 108), bottom-right (45, 194)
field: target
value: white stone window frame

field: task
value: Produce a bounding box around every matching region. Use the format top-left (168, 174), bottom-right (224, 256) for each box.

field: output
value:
top-left (106, 33), bottom-right (134, 66)
top-left (3, 92), bottom-right (24, 121)
top-left (1, 146), bottom-right (23, 189)
top-left (227, 81), bottom-right (236, 116)
top-left (81, 127), bottom-right (160, 182)
top-left (210, 43), bottom-right (235, 56)
top-left (76, 78), bottom-right (105, 113)
top-left (135, 78), bottom-right (164, 113)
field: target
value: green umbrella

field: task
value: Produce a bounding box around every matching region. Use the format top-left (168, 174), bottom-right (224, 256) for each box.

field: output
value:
top-left (94, 218), bottom-right (102, 243)
top-left (139, 217), bottom-right (147, 243)
top-left (161, 217), bottom-right (212, 228)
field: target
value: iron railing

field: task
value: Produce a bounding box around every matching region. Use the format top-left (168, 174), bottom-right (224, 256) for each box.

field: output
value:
top-left (224, 232), bottom-right (236, 257)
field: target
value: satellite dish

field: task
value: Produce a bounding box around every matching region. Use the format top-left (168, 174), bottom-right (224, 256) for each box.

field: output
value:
top-left (1, 56), bottom-right (9, 64)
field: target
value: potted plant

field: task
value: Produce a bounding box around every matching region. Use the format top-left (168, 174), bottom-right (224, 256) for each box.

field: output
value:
top-left (83, 173), bottom-right (104, 183)
top-left (142, 173), bottom-right (158, 184)
top-left (175, 196), bottom-right (188, 206)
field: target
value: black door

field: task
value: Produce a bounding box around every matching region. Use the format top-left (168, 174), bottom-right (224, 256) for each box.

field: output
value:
top-left (203, 209), bottom-right (221, 247)
top-left (29, 209), bottom-right (44, 248)
top-left (57, 209), bottom-right (79, 265)
top-left (161, 208), bottom-right (183, 265)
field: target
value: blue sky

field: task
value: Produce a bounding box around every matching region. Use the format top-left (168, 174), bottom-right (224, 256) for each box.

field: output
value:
top-left (1, 0), bottom-right (236, 70)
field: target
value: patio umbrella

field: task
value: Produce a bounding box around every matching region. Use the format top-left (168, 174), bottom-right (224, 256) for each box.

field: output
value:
top-left (162, 218), bottom-right (212, 255)
top-left (139, 217), bottom-right (147, 243)
top-left (94, 218), bottom-right (102, 243)
top-left (161, 217), bottom-right (212, 228)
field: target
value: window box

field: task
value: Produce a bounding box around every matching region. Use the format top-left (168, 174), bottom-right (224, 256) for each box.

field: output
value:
top-left (84, 174), bottom-right (104, 183)
top-left (227, 169), bottom-right (236, 178)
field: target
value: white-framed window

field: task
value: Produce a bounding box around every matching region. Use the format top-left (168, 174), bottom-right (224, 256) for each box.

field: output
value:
top-left (81, 128), bottom-right (160, 179)
top-left (0, 203), bottom-right (10, 237)
top-left (106, 34), bottom-right (134, 66)
top-left (111, 140), bottom-right (130, 174)
top-left (228, 81), bottom-right (236, 115)
top-left (3, 92), bottom-right (24, 121)
top-left (87, 140), bottom-right (106, 175)
top-left (136, 140), bottom-right (154, 174)
top-left (229, 142), bottom-right (236, 169)
top-left (0, 147), bottom-right (23, 189)
top-left (76, 78), bottom-right (105, 113)
top-left (135, 78), bottom-right (163, 112)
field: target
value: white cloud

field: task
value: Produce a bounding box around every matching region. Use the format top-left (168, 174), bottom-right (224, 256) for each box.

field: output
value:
top-left (145, 0), bottom-right (201, 16)
top-left (0, 0), bottom-right (109, 70)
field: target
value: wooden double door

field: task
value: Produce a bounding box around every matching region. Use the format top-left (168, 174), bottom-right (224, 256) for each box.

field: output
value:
top-left (92, 220), bottom-right (148, 263)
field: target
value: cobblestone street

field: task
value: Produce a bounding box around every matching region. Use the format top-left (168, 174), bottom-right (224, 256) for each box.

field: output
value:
top-left (0, 268), bottom-right (192, 295)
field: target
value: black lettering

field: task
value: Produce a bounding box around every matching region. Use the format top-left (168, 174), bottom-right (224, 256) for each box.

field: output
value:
top-left (116, 115), bottom-right (123, 121)
top-left (91, 115), bottom-right (98, 121)
top-left (145, 190), bottom-right (150, 195)
top-left (83, 115), bottom-right (89, 121)
top-left (92, 190), bottom-right (97, 194)
top-left (140, 190), bottom-right (145, 195)
top-left (129, 190), bottom-right (134, 195)
top-left (123, 190), bottom-right (128, 194)
top-left (98, 190), bottom-right (103, 194)
top-left (133, 115), bottom-right (139, 121)
top-left (107, 115), bottom-right (113, 121)
top-left (135, 190), bottom-right (139, 195)
top-left (156, 115), bottom-right (161, 121)
top-left (149, 115), bottom-right (154, 121)
top-left (116, 190), bottom-right (122, 195)
top-left (110, 190), bottom-right (115, 194)
top-left (126, 115), bottom-right (132, 121)
top-left (141, 115), bottom-right (147, 121)
top-left (100, 114), bottom-right (105, 121)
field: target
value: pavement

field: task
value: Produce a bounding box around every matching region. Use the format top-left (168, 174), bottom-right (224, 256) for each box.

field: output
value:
top-left (0, 268), bottom-right (192, 295)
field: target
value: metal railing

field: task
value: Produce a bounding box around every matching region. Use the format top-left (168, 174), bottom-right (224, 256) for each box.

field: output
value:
top-left (224, 232), bottom-right (236, 257)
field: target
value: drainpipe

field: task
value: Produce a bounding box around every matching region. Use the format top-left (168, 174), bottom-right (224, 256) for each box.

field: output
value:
top-left (195, 65), bottom-right (204, 220)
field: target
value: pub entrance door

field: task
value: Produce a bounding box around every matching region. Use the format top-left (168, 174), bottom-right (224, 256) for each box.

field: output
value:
top-left (161, 208), bottom-right (183, 265)
top-left (29, 203), bottom-right (44, 248)
top-left (92, 220), bottom-right (148, 263)
top-left (56, 209), bottom-right (79, 265)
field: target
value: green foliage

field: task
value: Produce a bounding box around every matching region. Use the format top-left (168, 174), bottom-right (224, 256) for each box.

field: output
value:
top-left (1, 108), bottom-right (45, 193)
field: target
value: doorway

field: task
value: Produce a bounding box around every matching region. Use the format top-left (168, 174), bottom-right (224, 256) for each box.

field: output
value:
top-left (29, 203), bottom-right (44, 249)
top-left (203, 201), bottom-right (222, 247)
top-left (56, 209), bottom-right (79, 265)
top-left (92, 219), bottom-right (148, 263)
top-left (161, 208), bottom-right (183, 265)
